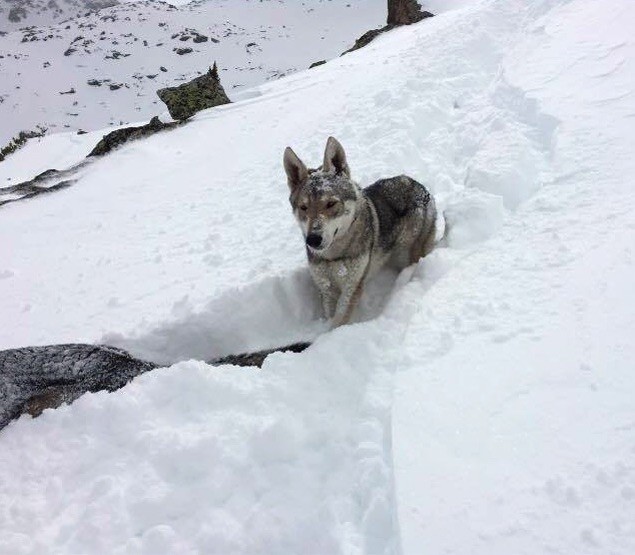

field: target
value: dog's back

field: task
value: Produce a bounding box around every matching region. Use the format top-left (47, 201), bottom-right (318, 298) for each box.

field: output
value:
top-left (364, 175), bottom-right (437, 268)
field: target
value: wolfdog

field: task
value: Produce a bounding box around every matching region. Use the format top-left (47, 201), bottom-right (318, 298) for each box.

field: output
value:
top-left (283, 137), bottom-right (437, 327)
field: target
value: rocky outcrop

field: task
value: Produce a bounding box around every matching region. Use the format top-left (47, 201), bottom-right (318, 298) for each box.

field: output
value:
top-left (0, 167), bottom-right (80, 207)
top-left (387, 0), bottom-right (432, 26)
top-left (342, 26), bottom-right (396, 55)
top-left (1, 117), bottom-right (182, 206)
top-left (0, 344), bottom-right (157, 430)
top-left (156, 62), bottom-right (230, 121)
top-left (342, 0), bottom-right (433, 55)
top-left (87, 116), bottom-right (182, 156)
top-left (212, 342), bottom-right (310, 368)
top-left (0, 125), bottom-right (47, 162)
top-left (0, 341), bottom-right (311, 430)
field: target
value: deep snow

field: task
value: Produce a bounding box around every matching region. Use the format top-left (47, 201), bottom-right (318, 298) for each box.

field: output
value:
top-left (1, 0), bottom-right (634, 553)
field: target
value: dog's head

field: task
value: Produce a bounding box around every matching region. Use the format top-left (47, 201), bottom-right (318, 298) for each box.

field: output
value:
top-left (283, 137), bottom-right (359, 254)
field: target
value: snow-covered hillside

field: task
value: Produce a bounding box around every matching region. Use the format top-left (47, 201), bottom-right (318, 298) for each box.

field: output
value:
top-left (1, 0), bottom-right (634, 553)
top-left (0, 0), bottom-right (385, 143)
top-left (0, 0), bottom-right (118, 30)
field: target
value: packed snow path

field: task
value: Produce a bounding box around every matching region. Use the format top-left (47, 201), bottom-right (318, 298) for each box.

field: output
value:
top-left (1, 0), bottom-right (635, 553)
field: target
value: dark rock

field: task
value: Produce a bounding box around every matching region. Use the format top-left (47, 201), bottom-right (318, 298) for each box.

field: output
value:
top-left (156, 62), bottom-right (230, 121)
top-left (159, 66), bottom-right (167, 72)
top-left (59, 88), bottom-right (76, 95)
top-left (0, 167), bottom-right (77, 208)
top-left (63, 47), bottom-right (76, 56)
top-left (8, 6), bottom-right (27, 23)
top-left (87, 78), bottom-right (103, 86)
top-left (109, 83), bottom-right (122, 90)
top-left (87, 116), bottom-right (182, 157)
top-left (210, 342), bottom-right (311, 368)
top-left (0, 126), bottom-right (47, 163)
top-left (342, 25), bottom-right (395, 55)
top-left (0, 341), bottom-right (311, 430)
top-left (174, 47), bottom-right (193, 55)
top-left (342, 1), bottom-right (433, 56)
top-left (309, 60), bottom-right (327, 69)
top-left (387, 0), bottom-right (433, 25)
top-left (0, 344), bottom-right (157, 430)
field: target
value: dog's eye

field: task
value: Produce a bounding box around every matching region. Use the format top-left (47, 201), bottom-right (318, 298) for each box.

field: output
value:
top-left (299, 205), bottom-right (308, 211)
top-left (326, 200), bottom-right (337, 209)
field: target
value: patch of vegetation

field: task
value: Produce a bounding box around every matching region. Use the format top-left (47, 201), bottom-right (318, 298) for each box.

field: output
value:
top-left (0, 126), bottom-right (47, 163)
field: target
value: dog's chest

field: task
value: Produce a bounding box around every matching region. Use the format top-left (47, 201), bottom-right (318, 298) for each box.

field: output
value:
top-left (309, 255), bottom-right (368, 293)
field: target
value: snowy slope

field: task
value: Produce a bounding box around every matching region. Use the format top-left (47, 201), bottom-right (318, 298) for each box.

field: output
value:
top-left (0, 0), bottom-right (119, 31)
top-left (0, 0), bottom-right (385, 143)
top-left (1, 0), bottom-right (635, 553)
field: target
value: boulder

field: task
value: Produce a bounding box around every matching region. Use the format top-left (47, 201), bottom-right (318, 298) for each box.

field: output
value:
top-left (387, 0), bottom-right (433, 26)
top-left (156, 62), bottom-right (230, 121)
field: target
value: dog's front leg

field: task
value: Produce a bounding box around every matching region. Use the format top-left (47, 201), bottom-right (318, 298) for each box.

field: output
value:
top-left (310, 266), bottom-right (338, 320)
top-left (331, 282), bottom-right (364, 327)
top-left (320, 288), bottom-right (338, 319)
top-left (330, 256), bottom-right (369, 328)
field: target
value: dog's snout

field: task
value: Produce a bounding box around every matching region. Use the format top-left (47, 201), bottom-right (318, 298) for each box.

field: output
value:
top-left (306, 234), bottom-right (323, 249)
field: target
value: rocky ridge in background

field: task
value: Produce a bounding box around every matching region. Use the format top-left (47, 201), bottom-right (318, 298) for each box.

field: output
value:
top-left (1, 0), bottom-right (119, 30)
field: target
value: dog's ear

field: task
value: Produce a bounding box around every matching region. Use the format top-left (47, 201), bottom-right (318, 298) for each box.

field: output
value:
top-left (283, 147), bottom-right (308, 191)
top-left (323, 136), bottom-right (350, 176)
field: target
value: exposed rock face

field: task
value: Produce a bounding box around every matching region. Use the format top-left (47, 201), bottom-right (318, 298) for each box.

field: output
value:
top-left (0, 342), bottom-right (311, 430)
top-left (156, 63), bottom-right (230, 121)
top-left (342, 26), bottom-right (395, 55)
top-left (211, 342), bottom-right (310, 368)
top-left (387, 0), bottom-right (432, 26)
top-left (343, 0), bottom-right (433, 56)
top-left (87, 115), bottom-right (182, 156)
top-left (3, 0), bottom-right (119, 29)
top-left (0, 167), bottom-right (78, 208)
top-left (0, 344), bottom-right (157, 430)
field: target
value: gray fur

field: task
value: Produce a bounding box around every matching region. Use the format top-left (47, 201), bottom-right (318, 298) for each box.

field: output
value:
top-left (283, 137), bottom-right (437, 327)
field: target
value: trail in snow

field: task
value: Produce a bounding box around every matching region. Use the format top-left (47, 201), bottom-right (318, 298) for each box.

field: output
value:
top-left (1, 0), bottom-right (634, 553)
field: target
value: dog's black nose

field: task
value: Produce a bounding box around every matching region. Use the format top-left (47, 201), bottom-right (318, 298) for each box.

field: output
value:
top-left (306, 234), bottom-right (323, 249)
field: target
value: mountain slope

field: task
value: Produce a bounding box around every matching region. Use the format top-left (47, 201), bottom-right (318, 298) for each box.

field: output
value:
top-left (0, 0), bottom-right (385, 143)
top-left (0, 0), bottom-right (634, 553)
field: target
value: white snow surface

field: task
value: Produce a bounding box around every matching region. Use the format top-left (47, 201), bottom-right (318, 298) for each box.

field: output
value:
top-left (1, 0), bottom-right (635, 553)
top-left (0, 0), bottom-right (385, 144)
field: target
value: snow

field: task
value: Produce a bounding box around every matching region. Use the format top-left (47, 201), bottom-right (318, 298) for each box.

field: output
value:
top-left (0, 0), bottom-right (385, 143)
top-left (1, 0), bottom-right (635, 553)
